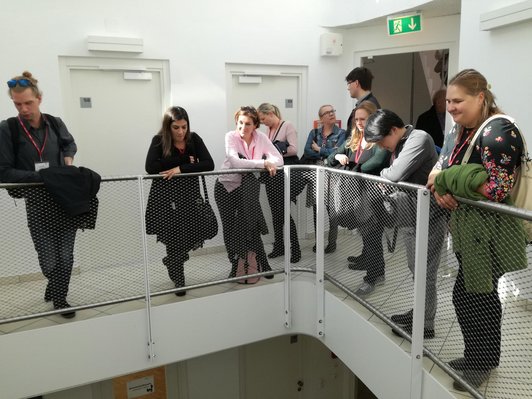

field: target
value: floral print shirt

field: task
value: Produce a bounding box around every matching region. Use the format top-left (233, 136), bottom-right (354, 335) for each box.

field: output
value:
top-left (435, 117), bottom-right (524, 202)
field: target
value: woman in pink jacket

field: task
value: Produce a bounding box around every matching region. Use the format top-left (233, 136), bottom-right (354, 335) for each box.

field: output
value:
top-left (215, 106), bottom-right (283, 283)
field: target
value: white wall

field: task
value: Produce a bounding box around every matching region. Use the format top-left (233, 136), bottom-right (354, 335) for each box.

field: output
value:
top-left (0, 0), bottom-right (347, 172)
top-left (0, 277), bottom-right (457, 399)
top-left (320, 0), bottom-right (432, 27)
top-left (2, 1), bottom-right (530, 163)
top-left (458, 0), bottom-right (532, 144)
top-left (339, 14), bottom-right (461, 120)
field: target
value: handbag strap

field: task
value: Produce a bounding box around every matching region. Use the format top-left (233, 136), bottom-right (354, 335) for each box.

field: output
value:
top-left (271, 120), bottom-right (286, 143)
top-left (201, 175), bottom-right (210, 203)
top-left (461, 114), bottom-right (516, 164)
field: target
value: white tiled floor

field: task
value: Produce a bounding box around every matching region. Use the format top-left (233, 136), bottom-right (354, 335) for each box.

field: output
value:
top-left (0, 235), bottom-right (530, 399)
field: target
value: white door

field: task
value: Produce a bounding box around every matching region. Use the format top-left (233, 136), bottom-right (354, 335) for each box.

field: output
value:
top-left (59, 57), bottom-right (170, 177)
top-left (227, 74), bottom-right (300, 134)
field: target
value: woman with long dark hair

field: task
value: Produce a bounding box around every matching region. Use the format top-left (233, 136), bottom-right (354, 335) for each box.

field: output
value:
top-left (145, 106), bottom-right (214, 296)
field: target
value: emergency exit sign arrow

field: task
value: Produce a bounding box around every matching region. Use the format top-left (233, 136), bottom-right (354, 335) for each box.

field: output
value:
top-left (388, 14), bottom-right (422, 36)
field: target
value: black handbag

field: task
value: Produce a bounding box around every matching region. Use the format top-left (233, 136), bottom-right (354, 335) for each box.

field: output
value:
top-left (332, 172), bottom-right (372, 230)
top-left (273, 140), bottom-right (289, 155)
top-left (270, 121), bottom-right (288, 155)
top-left (196, 175), bottom-right (218, 242)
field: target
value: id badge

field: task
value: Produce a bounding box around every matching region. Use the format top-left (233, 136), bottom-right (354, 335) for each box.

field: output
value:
top-left (35, 162), bottom-right (50, 171)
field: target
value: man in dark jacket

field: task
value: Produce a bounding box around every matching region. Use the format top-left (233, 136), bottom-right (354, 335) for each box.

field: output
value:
top-left (0, 71), bottom-right (78, 318)
top-left (345, 67), bottom-right (381, 134)
top-left (415, 89), bottom-right (446, 148)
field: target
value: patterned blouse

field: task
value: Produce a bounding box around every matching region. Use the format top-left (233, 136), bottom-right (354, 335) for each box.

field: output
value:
top-left (434, 117), bottom-right (524, 202)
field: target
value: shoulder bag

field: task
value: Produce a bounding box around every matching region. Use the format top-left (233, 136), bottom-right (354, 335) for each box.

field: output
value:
top-left (196, 175), bottom-right (218, 245)
top-left (462, 114), bottom-right (532, 242)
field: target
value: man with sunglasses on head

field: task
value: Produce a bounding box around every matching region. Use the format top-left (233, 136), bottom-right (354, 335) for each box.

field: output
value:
top-left (0, 71), bottom-right (78, 318)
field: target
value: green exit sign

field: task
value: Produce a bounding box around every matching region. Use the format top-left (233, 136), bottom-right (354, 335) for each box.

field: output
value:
top-left (388, 14), bottom-right (422, 36)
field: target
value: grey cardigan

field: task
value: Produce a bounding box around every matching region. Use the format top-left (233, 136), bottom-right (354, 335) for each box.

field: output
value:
top-left (380, 125), bottom-right (438, 185)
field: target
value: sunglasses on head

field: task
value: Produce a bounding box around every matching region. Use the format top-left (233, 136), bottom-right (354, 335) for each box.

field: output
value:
top-left (7, 79), bottom-right (32, 88)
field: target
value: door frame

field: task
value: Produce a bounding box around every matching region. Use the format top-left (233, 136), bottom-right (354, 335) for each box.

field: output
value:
top-left (350, 41), bottom-right (458, 131)
top-left (58, 56), bottom-right (171, 129)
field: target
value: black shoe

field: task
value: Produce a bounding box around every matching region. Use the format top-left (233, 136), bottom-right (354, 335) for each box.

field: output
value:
top-left (262, 265), bottom-right (274, 280)
top-left (453, 369), bottom-right (491, 391)
top-left (324, 243), bottom-right (336, 254)
top-left (391, 309), bottom-right (413, 325)
top-left (268, 247), bottom-right (284, 259)
top-left (290, 247), bottom-right (301, 263)
top-left (53, 299), bottom-right (76, 319)
top-left (448, 357), bottom-right (470, 371)
top-left (174, 280), bottom-right (186, 296)
top-left (391, 324), bottom-right (434, 339)
top-left (44, 283), bottom-right (52, 302)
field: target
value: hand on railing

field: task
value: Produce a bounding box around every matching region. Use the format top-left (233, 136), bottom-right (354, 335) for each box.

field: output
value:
top-left (263, 160), bottom-right (277, 177)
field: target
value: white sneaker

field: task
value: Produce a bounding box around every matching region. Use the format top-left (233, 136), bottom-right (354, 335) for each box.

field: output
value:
top-left (355, 276), bottom-right (384, 296)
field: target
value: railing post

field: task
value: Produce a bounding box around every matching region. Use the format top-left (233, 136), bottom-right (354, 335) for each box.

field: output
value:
top-left (138, 176), bottom-right (155, 361)
top-left (315, 167), bottom-right (325, 338)
top-left (284, 167), bottom-right (292, 329)
top-left (410, 187), bottom-right (430, 399)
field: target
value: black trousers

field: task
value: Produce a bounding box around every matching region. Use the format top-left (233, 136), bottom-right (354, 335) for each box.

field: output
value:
top-left (163, 241), bottom-right (189, 286)
top-left (26, 195), bottom-right (77, 301)
top-left (453, 254), bottom-right (502, 371)
top-left (214, 180), bottom-right (270, 272)
top-left (360, 219), bottom-right (385, 284)
top-left (264, 173), bottom-right (300, 253)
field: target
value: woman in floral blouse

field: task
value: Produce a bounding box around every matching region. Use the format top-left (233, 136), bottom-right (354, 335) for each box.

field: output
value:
top-left (427, 69), bottom-right (526, 391)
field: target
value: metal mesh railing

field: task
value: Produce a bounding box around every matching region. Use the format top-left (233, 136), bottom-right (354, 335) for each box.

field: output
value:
top-left (1, 165), bottom-right (531, 398)
top-left (319, 166), bottom-right (532, 398)
top-left (0, 171), bottom-right (287, 323)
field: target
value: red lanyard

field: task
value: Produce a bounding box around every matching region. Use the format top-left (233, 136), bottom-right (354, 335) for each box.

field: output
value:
top-left (448, 128), bottom-right (475, 166)
top-left (354, 142), bottom-right (364, 164)
top-left (17, 115), bottom-right (48, 162)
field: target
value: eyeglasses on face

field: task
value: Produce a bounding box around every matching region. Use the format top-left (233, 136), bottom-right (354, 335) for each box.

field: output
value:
top-left (7, 79), bottom-right (33, 88)
top-left (320, 109), bottom-right (336, 117)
